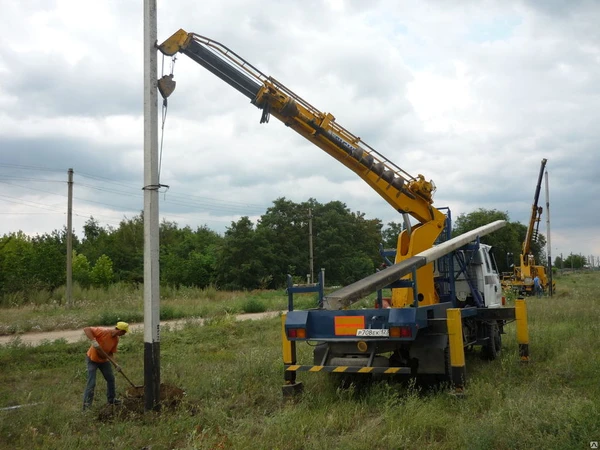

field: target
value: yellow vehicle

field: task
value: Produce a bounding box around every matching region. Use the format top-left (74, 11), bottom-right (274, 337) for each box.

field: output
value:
top-left (158, 30), bottom-right (530, 393)
top-left (501, 159), bottom-right (555, 295)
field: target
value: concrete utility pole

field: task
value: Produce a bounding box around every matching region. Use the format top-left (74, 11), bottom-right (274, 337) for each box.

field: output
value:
top-left (571, 253), bottom-right (574, 270)
top-left (561, 253), bottom-right (564, 272)
top-left (544, 170), bottom-right (552, 296)
top-left (308, 209), bottom-right (314, 283)
top-left (143, 0), bottom-right (161, 411)
top-left (66, 168), bottom-right (73, 307)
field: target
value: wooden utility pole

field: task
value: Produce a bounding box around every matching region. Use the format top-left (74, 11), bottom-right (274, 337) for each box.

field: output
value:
top-left (66, 168), bottom-right (73, 307)
top-left (143, 0), bottom-right (161, 411)
top-left (308, 209), bottom-right (314, 283)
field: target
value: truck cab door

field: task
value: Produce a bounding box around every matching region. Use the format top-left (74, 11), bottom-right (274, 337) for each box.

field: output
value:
top-left (481, 247), bottom-right (502, 307)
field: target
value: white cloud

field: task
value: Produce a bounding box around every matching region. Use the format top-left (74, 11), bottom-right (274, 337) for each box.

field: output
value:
top-left (0, 0), bottom-right (598, 260)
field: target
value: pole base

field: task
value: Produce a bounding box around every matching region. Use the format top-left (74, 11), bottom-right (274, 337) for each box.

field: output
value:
top-left (282, 382), bottom-right (304, 397)
top-left (449, 387), bottom-right (466, 399)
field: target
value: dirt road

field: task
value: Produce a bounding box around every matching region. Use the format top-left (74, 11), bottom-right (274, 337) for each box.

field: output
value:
top-left (0, 311), bottom-right (282, 347)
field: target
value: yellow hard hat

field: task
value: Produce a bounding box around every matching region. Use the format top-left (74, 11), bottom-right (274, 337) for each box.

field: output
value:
top-left (115, 321), bottom-right (129, 333)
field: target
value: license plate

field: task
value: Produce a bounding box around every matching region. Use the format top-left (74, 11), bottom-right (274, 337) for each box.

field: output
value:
top-left (356, 329), bottom-right (389, 337)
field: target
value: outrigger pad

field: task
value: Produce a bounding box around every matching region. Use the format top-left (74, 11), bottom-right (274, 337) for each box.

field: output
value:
top-left (282, 382), bottom-right (304, 397)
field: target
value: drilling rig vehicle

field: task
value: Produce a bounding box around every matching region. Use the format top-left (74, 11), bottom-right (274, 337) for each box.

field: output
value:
top-left (158, 29), bottom-right (531, 394)
top-left (501, 159), bottom-right (555, 296)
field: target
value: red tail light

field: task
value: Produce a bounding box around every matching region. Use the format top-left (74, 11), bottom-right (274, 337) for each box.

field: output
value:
top-left (287, 328), bottom-right (306, 339)
top-left (390, 326), bottom-right (412, 338)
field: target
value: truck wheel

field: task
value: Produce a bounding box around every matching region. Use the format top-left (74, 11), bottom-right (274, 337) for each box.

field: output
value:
top-left (493, 323), bottom-right (502, 354)
top-left (481, 322), bottom-right (500, 361)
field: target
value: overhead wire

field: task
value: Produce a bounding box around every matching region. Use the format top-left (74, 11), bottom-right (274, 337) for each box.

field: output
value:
top-left (0, 167), bottom-right (269, 214)
top-left (0, 166), bottom-right (271, 231)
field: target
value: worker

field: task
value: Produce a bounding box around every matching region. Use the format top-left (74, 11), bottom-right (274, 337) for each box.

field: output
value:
top-left (533, 275), bottom-right (543, 298)
top-left (82, 321), bottom-right (129, 410)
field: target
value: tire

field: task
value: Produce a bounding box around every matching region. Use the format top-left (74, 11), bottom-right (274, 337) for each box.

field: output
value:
top-left (493, 323), bottom-right (502, 354)
top-left (481, 322), bottom-right (500, 361)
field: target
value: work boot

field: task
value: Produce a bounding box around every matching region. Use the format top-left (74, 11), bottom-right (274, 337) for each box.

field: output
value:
top-left (108, 399), bottom-right (122, 406)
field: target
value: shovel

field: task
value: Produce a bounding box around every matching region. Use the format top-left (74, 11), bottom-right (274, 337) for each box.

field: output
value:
top-left (104, 353), bottom-right (143, 389)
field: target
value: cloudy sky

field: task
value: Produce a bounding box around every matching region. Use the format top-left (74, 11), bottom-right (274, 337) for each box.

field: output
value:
top-left (1, 0), bottom-right (598, 262)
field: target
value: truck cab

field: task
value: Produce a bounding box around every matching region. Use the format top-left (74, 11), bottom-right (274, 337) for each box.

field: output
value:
top-left (454, 244), bottom-right (503, 308)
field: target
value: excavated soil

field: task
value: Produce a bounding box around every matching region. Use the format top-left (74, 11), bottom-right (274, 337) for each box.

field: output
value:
top-left (97, 383), bottom-right (186, 421)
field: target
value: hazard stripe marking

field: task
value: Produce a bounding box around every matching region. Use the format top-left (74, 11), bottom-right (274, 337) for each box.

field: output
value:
top-left (285, 365), bottom-right (412, 374)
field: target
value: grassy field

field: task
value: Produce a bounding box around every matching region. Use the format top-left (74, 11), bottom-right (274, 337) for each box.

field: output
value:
top-left (0, 271), bottom-right (599, 449)
top-left (0, 284), bottom-right (320, 336)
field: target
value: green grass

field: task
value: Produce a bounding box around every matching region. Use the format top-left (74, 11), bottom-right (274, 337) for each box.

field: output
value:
top-left (0, 283), bottom-right (291, 335)
top-left (0, 272), bottom-right (599, 449)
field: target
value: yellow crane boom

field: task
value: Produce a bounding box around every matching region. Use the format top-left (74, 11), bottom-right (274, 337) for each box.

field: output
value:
top-left (159, 29), bottom-right (447, 306)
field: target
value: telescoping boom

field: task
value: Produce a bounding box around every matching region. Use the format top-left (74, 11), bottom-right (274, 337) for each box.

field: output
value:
top-left (159, 29), bottom-right (446, 308)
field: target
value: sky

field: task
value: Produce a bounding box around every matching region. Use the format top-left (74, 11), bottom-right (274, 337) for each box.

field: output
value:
top-left (0, 0), bottom-right (599, 262)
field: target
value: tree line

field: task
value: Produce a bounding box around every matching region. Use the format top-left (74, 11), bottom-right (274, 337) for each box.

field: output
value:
top-left (0, 199), bottom-right (550, 303)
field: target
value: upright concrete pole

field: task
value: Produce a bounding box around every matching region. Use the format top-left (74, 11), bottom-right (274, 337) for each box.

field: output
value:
top-left (143, 0), bottom-right (161, 411)
top-left (544, 170), bottom-right (552, 296)
top-left (66, 168), bottom-right (73, 307)
top-left (308, 209), bottom-right (314, 283)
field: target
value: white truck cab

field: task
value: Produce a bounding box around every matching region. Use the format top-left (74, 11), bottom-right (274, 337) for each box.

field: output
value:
top-left (454, 244), bottom-right (503, 308)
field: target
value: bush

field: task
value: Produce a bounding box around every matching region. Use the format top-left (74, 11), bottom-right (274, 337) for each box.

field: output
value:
top-left (160, 305), bottom-right (187, 320)
top-left (241, 298), bottom-right (266, 313)
top-left (96, 310), bottom-right (143, 327)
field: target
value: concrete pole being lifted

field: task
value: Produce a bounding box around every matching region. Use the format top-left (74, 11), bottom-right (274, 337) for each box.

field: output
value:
top-left (143, 0), bottom-right (161, 411)
top-left (323, 220), bottom-right (506, 310)
top-left (545, 169), bottom-right (553, 296)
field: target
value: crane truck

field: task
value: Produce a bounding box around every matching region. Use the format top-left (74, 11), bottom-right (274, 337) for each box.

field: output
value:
top-left (501, 159), bottom-right (555, 296)
top-left (158, 30), bottom-right (530, 394)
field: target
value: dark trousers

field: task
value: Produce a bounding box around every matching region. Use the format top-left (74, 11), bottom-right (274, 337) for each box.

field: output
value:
top-left (83, 356), bottom-right (116, 409)
top-left (535, 285), bottom-right (543, 297)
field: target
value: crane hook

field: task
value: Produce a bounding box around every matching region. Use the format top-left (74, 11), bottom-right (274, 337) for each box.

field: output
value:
top-left (158, 74), bottom-right (176, 100)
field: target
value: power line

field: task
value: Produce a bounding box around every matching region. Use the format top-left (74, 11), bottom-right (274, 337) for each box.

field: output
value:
top-left (0, 176), bottom-right (64, 183)
top-left (0, 163), bottom-right (64, 173)
top-left (77, 172), bottom-right (270, 210)
top-left (0, 176), bottom-right (267, 216)
top-left (0, 167), bottom-right (274, 234)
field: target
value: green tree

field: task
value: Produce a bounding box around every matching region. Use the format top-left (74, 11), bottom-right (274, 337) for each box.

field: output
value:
top-left (107, 214), bottom-right (144, 283)
top-left (160, 224), bottom-right (221, 288)
top-left (0, 232), bottom-right (34, 297)
top-left (381, 221), bottom-right (404, 249)
top-left (216, 216), bottom-right (268, 290)
top-left (91, 254), bottom-right (114, 288)
top-left (255, 197), bottom-right (312, 287)
top-left (553, 254), bottom-right (564, 269)
top-left (80, 217), bottom-right (110, 265)
top-left (452, 209), bottom-right (523, 273)
top-left (30, 229), bottom-right (69, 290)
top-left (72, 250), bottom-right (92, 288)
top-left (312, 201), bottom-right (382, 285)
top-left (563, 253), bottom-right (586, 269)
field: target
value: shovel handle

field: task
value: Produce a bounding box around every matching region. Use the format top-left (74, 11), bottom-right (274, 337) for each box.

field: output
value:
top-left (104, 354), bottom-right (141, 389)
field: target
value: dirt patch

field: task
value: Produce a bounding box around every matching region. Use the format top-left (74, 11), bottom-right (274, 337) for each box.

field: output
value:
top-left (97, 383), bottom-right (185, 421)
